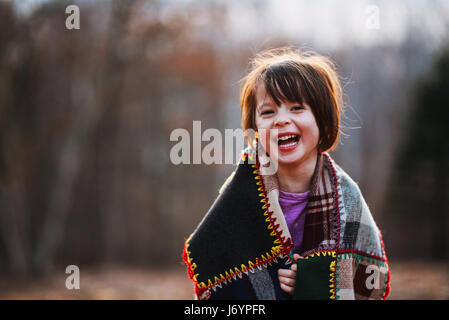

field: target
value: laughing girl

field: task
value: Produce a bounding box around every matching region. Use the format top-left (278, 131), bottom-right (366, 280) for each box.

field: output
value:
top-left (183, 47), bottom-right (390, 300)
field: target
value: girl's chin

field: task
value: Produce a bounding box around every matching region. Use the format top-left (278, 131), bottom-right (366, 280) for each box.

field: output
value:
top-left (275, 151), bottom-right (305, 165)
top-left (276, 156), bottom-right (303, 167)
top-left (274, 148), bottom-right (317, 167)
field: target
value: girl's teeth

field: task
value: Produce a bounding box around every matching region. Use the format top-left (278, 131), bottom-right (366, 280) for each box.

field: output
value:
top-left (280, 141), bottom-right (298, 148)
top-left (279, 135), bottom-right (296, 141)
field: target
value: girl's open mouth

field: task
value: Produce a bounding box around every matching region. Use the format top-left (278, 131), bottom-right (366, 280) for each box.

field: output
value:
top-left (277, 134), bottom-right (300, 150)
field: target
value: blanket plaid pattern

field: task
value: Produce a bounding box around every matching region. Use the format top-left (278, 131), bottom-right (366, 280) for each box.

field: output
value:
top-left (183, 148), bottom-right (390, 300)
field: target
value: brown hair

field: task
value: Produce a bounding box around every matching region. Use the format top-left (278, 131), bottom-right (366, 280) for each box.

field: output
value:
top-left (240, 47), bottom-right (343, 153)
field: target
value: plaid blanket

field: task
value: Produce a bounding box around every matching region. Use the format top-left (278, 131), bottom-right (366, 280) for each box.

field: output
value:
top-left (182, 149), bottom-right (391, 300)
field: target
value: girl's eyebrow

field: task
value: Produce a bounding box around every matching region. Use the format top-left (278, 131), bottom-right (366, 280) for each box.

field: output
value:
top-left (257, 102), bottom-right (275, 109)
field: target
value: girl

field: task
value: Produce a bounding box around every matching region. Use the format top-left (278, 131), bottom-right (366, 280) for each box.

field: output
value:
top-left (183, 47), bottom-right (390, 300)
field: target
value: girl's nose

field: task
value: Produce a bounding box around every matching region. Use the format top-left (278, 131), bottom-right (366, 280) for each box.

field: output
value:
top-left (274, 113), bottom-right (291, 127)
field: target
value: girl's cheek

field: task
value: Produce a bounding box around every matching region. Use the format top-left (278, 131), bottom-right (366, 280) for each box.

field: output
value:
top-left (260, 131), bottom-right (277, 155)
top-left (256, 118), bottom-right (274, 131)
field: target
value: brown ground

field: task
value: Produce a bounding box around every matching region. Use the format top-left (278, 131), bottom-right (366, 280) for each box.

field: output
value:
top-left (0, 260), bottom-right (447, 300)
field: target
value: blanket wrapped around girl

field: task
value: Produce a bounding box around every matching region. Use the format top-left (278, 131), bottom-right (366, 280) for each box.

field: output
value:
top-left (182, 47), bottom-right (391, 300)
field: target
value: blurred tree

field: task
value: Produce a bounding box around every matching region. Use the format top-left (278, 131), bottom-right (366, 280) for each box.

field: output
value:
top-left (0, 0), bottom-right (228, 279)
top-left (1, 0), bottom-right (447, 284)
top-left (386, 45), bottom-right (449, 260)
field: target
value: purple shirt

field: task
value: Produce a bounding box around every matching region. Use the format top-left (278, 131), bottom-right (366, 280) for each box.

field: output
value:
top-left (278, 189), bottom-right (310, 254)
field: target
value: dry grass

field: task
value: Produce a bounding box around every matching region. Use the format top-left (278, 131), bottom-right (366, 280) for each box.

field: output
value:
top-left (0, 260), bottom-right (447, 300)
top-left (388, 260), bottom-right (449, 300)
top-left (0, 264), bottom-right (194, 300)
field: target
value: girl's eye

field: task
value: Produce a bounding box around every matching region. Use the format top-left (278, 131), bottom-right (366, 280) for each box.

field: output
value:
top-left (292, 105), bottom-right (304, 111)
top-left (261, 110), bottom-right (274, 115)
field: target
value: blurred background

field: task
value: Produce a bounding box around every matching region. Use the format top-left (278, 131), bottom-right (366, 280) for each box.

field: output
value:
top-left (0, 0), bottom-right (448, 299)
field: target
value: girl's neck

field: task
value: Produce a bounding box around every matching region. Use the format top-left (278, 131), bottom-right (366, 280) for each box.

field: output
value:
top-left (277, 151), bottom-right (318, 193)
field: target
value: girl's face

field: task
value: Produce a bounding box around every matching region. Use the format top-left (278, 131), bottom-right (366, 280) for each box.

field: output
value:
top-left (254, 83), bottom-right (320, 167)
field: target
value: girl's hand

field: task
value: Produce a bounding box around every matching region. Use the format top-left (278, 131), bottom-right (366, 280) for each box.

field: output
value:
top-left (278, 254), bottom-right (302, 295)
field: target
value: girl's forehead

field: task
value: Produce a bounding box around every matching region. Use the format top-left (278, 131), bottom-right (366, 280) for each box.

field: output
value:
top-left (255, 84), bottom-right (275, 106)
top-left (255, 82), bottom-right (275, 100)
top-left (255, 74), bottom-right (305, 107)
top-left (255, 83), bottom-right (298, 108)
top-left (255, 83), bottom-right (267, 98)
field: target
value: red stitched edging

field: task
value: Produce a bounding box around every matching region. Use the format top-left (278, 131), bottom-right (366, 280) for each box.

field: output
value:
top-left (182, 237), bottom-right (206, 299)
top-left (336, 249), bottom-right (388, 263)
top-left (182, 153), bottom-right (293, 298)
top-left (254, 156), bottom-right (294, 256)
top-left (325, 153), bottom-right (341, 299)
top-left (326, 153), bottom-right (391, 300)
top-left (379, 231), bottom-right (391, 299)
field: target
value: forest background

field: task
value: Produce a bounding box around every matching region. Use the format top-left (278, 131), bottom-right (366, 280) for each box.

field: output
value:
top-left (0, 0), bottom-right (448, 299)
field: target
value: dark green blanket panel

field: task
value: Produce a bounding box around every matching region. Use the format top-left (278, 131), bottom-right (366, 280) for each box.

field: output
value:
top-left (188, 161), bottom-right (276, 284)
top-left (293, 255), bottom-right (333, 300)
